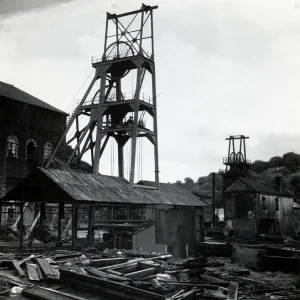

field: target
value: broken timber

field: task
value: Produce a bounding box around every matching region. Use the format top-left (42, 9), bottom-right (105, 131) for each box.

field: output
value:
top-left (91, 257), bottom-right (128, 266)
top-left (60, 267), bottom-right (164, 300)
top-left (124, 267), bottom-right (156, 280)
top-left (26, 262), bottom-right (40, 281)
top-left (35, 258), bottom-right (59, 281)
top-left (22, 286), bottom-right (87, 300)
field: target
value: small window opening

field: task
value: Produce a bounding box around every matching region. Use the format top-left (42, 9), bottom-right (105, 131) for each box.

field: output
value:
top-left (44, 143), bottom-right (53, 163)
top-left (7, 136), bottom-right (18, 158)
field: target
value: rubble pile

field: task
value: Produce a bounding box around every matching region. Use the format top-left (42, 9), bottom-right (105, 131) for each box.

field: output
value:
top-left (0, 250), bottom-right (297, 299)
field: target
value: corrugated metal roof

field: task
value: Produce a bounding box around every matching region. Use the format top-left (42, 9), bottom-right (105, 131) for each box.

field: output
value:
top-left (227, 177), bottom-right (291, 197)
top-left (0, 81), bottom-right (67, 115)
top-left (239, 177), bottom-right (278, 194)
top-left (40, 168), bottom-right (206, 206)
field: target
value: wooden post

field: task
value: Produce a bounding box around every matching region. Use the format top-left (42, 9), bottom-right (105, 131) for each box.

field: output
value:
top-left (212, 172), bottom-right (216, 227)
top-left (40, 202), bottom-right (45, 241)
top-left (72, 204), bottom-right (76, 251)
top-left (58, 203), bottom-right (64, 244)
top-left (74, 205), bottom-right (78, 241)
top-left (118, 142), bottom-right (124, 178)
top-left (0, 204), bottom-right (2, 229)
top-left (88, 204), bottom-right (95, 244)
top-left (19, 202), bottom-right (24, 252)
top-left (227, 282), bottom-right (238, 300)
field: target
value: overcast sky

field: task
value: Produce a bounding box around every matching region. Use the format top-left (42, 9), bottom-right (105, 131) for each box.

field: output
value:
top-left (1, 0), bottom-right (300, 183)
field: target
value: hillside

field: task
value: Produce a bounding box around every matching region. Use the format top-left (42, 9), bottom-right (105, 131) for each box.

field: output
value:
top-left (174, 173), bottom-right (223, 205)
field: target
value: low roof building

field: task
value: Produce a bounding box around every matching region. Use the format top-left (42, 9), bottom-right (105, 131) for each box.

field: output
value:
top-left (1, 168), bottom-right (207, 257)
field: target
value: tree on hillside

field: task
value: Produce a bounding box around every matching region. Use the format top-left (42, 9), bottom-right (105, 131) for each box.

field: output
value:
top-left (184, 177), bottom-right (195, 190)
top-left (175, 180), bottom-right (182, 185)
top-left (282, 152), bottom-right (300, 170)
top-left (269, 156), bottom-right (283, 168)
top-left (197, 176), bottom-right (206, 185)
top-left (250, 160), bottom-right (270, 173)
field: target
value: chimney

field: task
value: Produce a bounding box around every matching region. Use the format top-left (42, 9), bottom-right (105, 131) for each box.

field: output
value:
top-left (275, 176), bottom-right (282, 194)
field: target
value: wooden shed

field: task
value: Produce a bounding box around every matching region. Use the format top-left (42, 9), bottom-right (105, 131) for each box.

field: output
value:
top-left (1, 168), bottom-right (207, 257)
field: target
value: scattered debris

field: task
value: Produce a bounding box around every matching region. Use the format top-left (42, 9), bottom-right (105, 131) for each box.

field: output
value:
top-left (0, 248), bottom-right (295, 299)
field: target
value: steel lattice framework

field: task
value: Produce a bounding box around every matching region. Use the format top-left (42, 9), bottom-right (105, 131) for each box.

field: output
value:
top-left (46, 4), bottom-right (159, 189)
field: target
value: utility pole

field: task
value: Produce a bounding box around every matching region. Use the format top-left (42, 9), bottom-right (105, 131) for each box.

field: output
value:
top-left (212, 172), bottom-right (216, 227)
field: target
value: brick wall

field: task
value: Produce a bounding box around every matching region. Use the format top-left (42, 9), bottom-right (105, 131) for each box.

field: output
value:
top-left (0, 97), bottom-right (66, 197)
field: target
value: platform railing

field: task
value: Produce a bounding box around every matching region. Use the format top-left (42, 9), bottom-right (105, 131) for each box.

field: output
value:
top-left (223, 157), bottom-right (251, 164)
top-left (91, 50), bottom-right (152, 64)
top-left (81, 92), bottom-right (152, 106)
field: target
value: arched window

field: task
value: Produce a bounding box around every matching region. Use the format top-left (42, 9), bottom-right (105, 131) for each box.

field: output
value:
top-left (44, 142), bottom-right (53, 163)
top-left (7, 135), bottom-right (18, 158)
top-left (26, 139), bottom-right (37, 161)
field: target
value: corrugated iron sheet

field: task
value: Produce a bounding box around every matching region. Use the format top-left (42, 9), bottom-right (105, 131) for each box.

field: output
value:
top-left (40, 168), bottom-right (206, 207)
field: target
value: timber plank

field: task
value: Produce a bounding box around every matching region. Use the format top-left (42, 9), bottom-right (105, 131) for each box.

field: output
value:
top-left (0, 271), bottom-right (27, 286)
top-left (138, 260), bottom-right (161, 271)
top-left (26, 263), bottom-right (40, 281)
top-left (115, 262), bottom-right (139, 274)
top-left (105, 269), bottom-right (124, 276)
top-left (60, 267), bottom-right (164, 300)
top-left (35, 258), bottom-right (59, 281)
top-left (12, 260), bottom-right (26, 277)
top-left (91, 257), bottom-right (128, 266)
top-left (52, 253), bottom-right (83, 260)
top-left (86, 267), bottom-right (130, 282)
top-left (125, 267), bottom-right (156, 280)
top-left (22, 286), bottom-right (86, 300)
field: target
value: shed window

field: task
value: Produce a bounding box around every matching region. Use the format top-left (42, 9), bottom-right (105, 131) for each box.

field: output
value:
top-left (131, 207), bottom-right (145, 220)
top-left (262, 197), bottom-right (267, 210)
top-left (114, 207), bottom-right (128, 220)
top-left (26, 140), bottom-right (37, 161)
top-left (44, 142), bottom-right (53, 162)
top-left (7, 136), bottom-right (18, 158)
top-left (275, 197), bottom-right (279, 211)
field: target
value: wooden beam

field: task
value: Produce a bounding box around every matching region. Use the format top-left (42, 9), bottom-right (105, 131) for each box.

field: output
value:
top-left (22, 286), bottom-right (87, 300)
top-left (11, 260), bottom-right (25, 277)
top-left (86, 268), bottom-right (130, 282)
top-left (35, 258), bottom-right (59, 281)
top-left (59, 267), bottom-right (164, 300)
top-left (19, 202), bottom-right (23, 252)
top-left (72, 204), bottom-right (76, 251)
top-left (91, 257), bottom-right (128, 267)
top-left (26, 263), bottom-right (40, 281)
top-left (124, 267), bottom-right (156, 280)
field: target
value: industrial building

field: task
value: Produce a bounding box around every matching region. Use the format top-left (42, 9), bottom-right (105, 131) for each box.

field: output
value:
top-left (2, 168), bottom-right (206, 257)
top-left (0, 81), bottom-right (67, 198)
top-left (225, 176), bottom-right (294, 239)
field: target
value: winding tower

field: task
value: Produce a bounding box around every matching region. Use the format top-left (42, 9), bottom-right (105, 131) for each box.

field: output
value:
top-left (46, 4), bottom-right (159, 189)
top-left (222, 135), bottom-right (251, 191)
